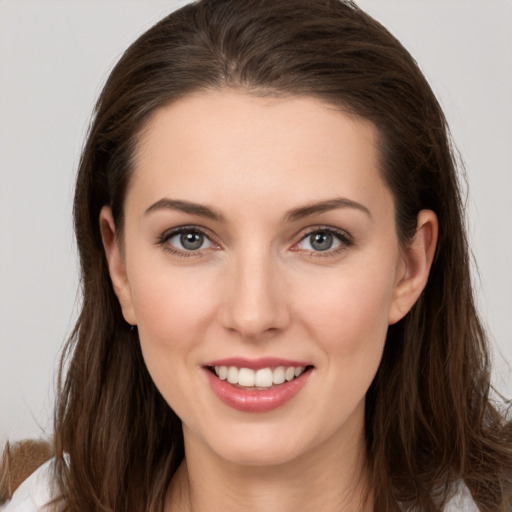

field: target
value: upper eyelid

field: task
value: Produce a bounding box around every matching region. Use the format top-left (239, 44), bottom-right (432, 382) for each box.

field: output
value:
top-left (159, 225), bottom-right (216, 242)
top-left (296, 225), bottom-right (352, 242)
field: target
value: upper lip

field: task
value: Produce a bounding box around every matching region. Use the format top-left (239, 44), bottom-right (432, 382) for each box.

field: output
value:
top-left (203, 357), bottom-right (312, 370)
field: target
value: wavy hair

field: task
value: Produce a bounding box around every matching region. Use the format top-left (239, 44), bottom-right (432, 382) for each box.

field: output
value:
top-left (52, 1), bottom-right (512, 511)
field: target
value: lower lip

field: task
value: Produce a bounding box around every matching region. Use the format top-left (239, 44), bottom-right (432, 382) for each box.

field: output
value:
top-left (205, 368), bottom-right (311, 412)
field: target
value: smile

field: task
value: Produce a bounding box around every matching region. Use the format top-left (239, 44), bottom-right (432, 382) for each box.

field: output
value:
top-left (204, 359), bottom-right (313, 412)
top-left (211, 365), bottom-right (307, 388)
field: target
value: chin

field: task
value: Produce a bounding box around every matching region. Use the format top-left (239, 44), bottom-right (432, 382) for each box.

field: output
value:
top-left (194, 420), bottom-right (321, 468)
top-left (218, 439), bottom-right (306, 467)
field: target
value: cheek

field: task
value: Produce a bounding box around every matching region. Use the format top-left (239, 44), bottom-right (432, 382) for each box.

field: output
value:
top-left (127, 266), bottom-right (221, 413)
top-left (297, 262), bottom-right (396, 363)
top-left (129, 265), bottom-right (217, 344)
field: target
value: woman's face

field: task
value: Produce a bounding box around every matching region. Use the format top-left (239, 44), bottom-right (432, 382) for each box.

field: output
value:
top-left (102, 90), bottom-right (434, 468)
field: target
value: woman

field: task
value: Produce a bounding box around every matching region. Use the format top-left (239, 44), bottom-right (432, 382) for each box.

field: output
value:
top-left (2, 0), bottom-right (511, 511)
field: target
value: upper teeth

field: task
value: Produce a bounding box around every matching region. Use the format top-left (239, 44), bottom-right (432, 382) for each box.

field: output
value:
top-left (213, 366), bottom-right (306, 388)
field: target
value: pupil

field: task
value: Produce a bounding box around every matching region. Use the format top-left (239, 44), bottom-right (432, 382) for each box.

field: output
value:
top-left (311, 232), bottom-right (332, 251)
top-left (181, 232), bottom-right (203, 250)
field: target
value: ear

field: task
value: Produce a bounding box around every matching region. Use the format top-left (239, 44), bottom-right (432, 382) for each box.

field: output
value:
top-left (99, 206), bottom-right (137, 325)
top-left (388, 209), bottom-right (438, 325)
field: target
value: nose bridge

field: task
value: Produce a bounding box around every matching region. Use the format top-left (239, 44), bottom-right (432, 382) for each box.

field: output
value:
top-left (222, 241), bottom-right (289, 338)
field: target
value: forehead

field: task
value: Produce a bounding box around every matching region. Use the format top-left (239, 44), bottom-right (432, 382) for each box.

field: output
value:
top-left (128, 90), bottom-right (391, 219)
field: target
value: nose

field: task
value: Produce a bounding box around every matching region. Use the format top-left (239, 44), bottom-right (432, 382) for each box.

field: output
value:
top-left (220, 249), bottom-right (291, 340)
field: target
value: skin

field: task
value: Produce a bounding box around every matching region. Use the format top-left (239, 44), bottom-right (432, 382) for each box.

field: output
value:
top-left (100, 90), bottom-right (438, 512)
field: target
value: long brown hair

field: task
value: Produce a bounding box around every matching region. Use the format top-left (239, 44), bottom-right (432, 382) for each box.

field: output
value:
top-left (52, 1), bottom-right (512, 511)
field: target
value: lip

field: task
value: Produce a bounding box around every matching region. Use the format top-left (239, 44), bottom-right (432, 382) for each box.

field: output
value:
top-left (203, 361), bottom-right (313, 413)
top-left (203, 357), bottom-right (310, 370)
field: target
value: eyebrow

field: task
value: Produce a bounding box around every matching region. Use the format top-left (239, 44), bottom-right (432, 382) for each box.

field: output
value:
top-left (285, 198), bottom-right (372, 222)
top-left (144, 198), bottom-right (223, 220)
top-left (144, 196), bottom-right (371, 222)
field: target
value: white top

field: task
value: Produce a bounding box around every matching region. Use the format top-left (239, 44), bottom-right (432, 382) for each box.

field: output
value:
top-left (443, 485), bottom-right (480, 512)
top-left (1, 458), bottom-right (480, 511)
top-left (1, 459), bottom-right (58, 512)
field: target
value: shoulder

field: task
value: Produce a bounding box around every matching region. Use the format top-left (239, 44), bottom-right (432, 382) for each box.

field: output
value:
top-left (1, 458), bottom-right (59, 512)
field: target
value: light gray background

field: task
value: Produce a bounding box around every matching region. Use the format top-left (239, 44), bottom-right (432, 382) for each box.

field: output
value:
top-left (1, 0), bottom-right (511, 444)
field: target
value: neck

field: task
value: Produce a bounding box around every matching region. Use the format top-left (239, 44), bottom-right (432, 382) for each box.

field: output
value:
top-left (166, 426), bottom-right (372, 512)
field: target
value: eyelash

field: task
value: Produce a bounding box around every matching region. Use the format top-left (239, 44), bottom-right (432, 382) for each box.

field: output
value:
top-left (156, 225), bottom-right (353, 258)
top-left (156, 226), bottom-right (216, 258)
top-left (293, 227), bottom-right (353, 258)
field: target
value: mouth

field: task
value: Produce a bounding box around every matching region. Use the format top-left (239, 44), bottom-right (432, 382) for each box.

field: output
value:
top-left (203, 360), bottom-right (314, 412)
top-left (207, 364), bottom-right (312, 389)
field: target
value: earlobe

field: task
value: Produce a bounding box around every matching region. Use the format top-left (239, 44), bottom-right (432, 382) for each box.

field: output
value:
top-left (388, 210), bottom-right (438, 325)
top-left (99, 206), bottom-right (137, 325)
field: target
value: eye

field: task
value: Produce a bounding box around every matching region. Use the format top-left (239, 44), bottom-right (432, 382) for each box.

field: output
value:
top-left (171, 230), bottom-right (210, 251)
top-left (300, 231), bottom-right (338, 251)
top-left (158, 227), bottom-right (216, 255)
top-left (293, 228), bottom-right (352, 255)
